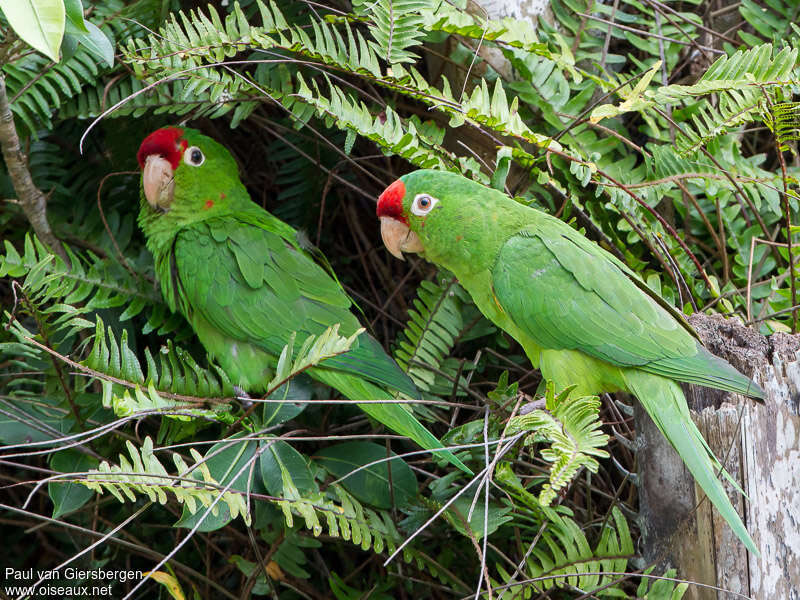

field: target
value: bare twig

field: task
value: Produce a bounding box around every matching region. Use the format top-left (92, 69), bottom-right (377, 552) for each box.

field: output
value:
top-left (0, 73), bottom-right (68, 262)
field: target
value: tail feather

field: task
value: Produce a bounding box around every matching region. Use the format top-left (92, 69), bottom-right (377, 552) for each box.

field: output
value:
top-left (623, 369), bottom-right (758, 555)
top-left (321, 333), bottom-right (420, 399)
top-left (645, 342), bottom-right (764, 401)
top-left (312, 367), bottom-right (472, 475)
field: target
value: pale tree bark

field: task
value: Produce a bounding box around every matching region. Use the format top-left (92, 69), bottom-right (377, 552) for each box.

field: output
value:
top-left (0, 72), bottom-right (68, 263)
top-left (637, 314), bottom-right (800, 600)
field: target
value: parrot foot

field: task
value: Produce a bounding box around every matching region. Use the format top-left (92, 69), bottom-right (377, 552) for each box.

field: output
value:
top-left (613, 397), bottom-right (634, 416)
top-left (519, 397), bottom-right (547, 415)
top-left (611, 455), bottom-right (639, 487)
top-left (234, 385), bottom-right (254, 408)
top-left (612, 427), bottom-right (641, 452)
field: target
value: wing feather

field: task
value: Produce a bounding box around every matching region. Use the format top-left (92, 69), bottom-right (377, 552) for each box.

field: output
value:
top-left (492, 224), bottom-right (762, 398)
top-left (174, 217), bottom-right (417, 397)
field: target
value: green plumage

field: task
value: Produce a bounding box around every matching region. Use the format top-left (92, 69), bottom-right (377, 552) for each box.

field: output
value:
top-left (389, 169), bottom-right (763, 553)
top-left (137, 129), bottom-right (469, 474)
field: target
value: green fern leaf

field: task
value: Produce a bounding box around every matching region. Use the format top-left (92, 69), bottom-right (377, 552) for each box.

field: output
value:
top-left (82, 436), bottom-right (251, 525)
top-left (507, 382), bottom-right (609, 506)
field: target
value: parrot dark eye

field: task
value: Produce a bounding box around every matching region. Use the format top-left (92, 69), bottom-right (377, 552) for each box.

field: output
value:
top-left (183, 146), bottom-right (205, 167)
top-left (411, 193), bottom-right (439, 216)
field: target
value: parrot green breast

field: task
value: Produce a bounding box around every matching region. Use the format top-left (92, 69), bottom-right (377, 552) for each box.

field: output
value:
top-left (165, 214), bottom-right (358, 392)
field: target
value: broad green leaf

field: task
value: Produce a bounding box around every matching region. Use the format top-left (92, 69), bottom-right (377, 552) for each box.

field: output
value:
top-left (48, 449), bottom-right (98, 518)
top-left (316, 442), bottom-right (417, 509)
top-left (355, 398), bottom-right (471, 474)
top-left (0, 0), bottom-right (65, 62)
top-left (63, 0), bottom-right (86, 32)
top-left (77, 21), bottom-right (114, 68)
top-left (59, 31), bottom-right (78, 61)
top-left (259, 440), bottom-right (316, 496)
top-left (261, 374), bottom-right (311, 427)
top-left (229, 555), bottom-right (275, 596)
top-left (63, 2), bottom-right (113, 67)
top-left (443, 484), bottom-right (513, 540)
top-left (0, 393), bottom-right (71, 443)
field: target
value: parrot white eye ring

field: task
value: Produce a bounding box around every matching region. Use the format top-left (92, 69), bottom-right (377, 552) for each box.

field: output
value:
top-left (411, 193), bottom-right (439, 216)
top-left (183, 146), bottom-right (205, 167)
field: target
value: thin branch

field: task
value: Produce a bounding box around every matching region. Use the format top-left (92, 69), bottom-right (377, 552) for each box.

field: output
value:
top-left (0, 73), bottom-right (68, 262)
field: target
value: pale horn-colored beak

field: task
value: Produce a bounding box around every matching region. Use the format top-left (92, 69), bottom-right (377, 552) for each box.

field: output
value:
top-left (379, 216), bottom-right (424, 261)
top-left (142, 155), bottom-right (175, 211)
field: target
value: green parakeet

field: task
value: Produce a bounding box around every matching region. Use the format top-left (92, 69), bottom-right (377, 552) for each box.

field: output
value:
top-left (135, 127), bottom-right (468, 473)
top-left (376, 169), bottom-right (763, 553)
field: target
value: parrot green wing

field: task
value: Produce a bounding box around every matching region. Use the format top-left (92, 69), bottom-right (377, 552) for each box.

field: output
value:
top-left (491, 222), bottom-right (762, 398)
top-left (172, 216), bottom-right (418, 398)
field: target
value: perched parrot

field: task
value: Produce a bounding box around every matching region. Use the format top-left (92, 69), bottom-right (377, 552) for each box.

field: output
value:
top-left (376, 169), bottom-right (763, 553)
top-left (135, 127), bottom-right (469, 473)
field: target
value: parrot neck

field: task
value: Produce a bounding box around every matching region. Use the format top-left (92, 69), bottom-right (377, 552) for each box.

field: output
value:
top-left (137, 195), bottom-right (182, 313)
top-left (421, 200), bottom-right (530, 279)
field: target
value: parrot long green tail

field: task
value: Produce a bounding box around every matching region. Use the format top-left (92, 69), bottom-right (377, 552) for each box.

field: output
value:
top-left (622, 369), bottom-right (757, 555)
top-left (312, 368), bottom-right (472, 475)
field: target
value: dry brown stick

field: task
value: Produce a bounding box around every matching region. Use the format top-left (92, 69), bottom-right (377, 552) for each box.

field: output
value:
top-left (0, 72), bottom-right (68, 263)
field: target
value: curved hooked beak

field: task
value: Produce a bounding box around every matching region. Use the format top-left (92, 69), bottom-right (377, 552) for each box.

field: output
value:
top-left (142, 155), bottom-right (175, 211)
top-left (379, 216), bottom-right (424, 261)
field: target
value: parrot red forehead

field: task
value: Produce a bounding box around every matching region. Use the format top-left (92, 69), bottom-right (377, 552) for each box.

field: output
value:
top-left (376, 179), bottom-right (407, 224)
top-left (137, 127), bottom-right (187, 170)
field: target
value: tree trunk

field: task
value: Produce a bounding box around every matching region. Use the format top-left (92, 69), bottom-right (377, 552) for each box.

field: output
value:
top-left (637, 314), bottom-right (800, 599)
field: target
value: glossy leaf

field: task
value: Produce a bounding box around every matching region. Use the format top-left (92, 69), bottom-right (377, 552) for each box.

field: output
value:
top-left (0, 0), bottom-right (65, 61)
top-left (316, 442), bottom-right (417, 509)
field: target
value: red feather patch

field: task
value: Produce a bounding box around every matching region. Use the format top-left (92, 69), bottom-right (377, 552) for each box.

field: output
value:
top-left (137, 127), bottom-right (187, 170)
top-left (376, 179), bottom-right (407, 224)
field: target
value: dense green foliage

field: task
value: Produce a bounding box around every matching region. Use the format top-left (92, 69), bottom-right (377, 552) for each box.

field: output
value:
top-left (1, 0), bottom-right (797, 598)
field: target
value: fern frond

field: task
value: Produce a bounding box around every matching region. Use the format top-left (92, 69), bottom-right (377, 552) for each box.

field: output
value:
top-left (763, 101), bottom-right (800, 147)
top-left (394, 277), bottom-right (465, 394)
top-left (654, 44), bottom-right (798, 103)
top-left (637, 566), bottom-right (689, 599)
top-left (266, 446), bottom-right (403, 555)
top-left (0, 235), bottom-right (184, 337)
top-left (120, 0), bottom-right (557, 161)
top-left (653, 45), bottom-right (798, 154)
top-left (505, 506), bottom-right (632, 595)
top-left (266, 324), bottom-right (363, 396)
top-left (352, 0), bottom-right (428, 65)
top-left (495, 464), bottom-right (633, 595)
top-left (507, 383), bottom-right (609, 506)
top-left (85, 318), bottom-right (231, 398)
top-left (295, 74), bottom-right (456, 170)
top-left (589, 45), bottom-right (798, 155)
top-left (421, 3), bottom-right (542, 51)
top-left (738, 0), bottom-right (800, 45)
top-left (3, 48), bottom-right (103, 133)
top-left (0, 0), bottom-right (161, 134)
top-left (82, 436), bottom-right (251, 524)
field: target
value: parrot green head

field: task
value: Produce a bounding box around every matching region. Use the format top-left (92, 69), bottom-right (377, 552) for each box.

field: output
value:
top-left (376, 169), bottom-right (522, 274)
top-left (137, 127), bottom-right (248, 230)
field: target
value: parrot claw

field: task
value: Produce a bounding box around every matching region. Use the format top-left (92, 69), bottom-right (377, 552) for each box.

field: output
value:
top-left (614, 398), bottom-right (634, 416)
top-left (612, 427), bottom-right (640, 451)
top-left (611, 455), bottom-right (640, 486)
top-left (234, 385), bottom-right (253, 408)
top-left (519, 398), bottom-right (547, 415)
